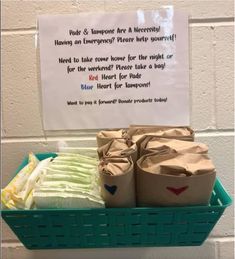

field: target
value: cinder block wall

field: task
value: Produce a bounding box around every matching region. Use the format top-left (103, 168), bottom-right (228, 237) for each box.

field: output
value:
top-left (1, 1), bottom-right (234, 258)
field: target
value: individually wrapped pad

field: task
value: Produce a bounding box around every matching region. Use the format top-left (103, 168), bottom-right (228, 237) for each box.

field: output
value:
top-left (1, 153), bottom-right (39, 209)
top-left (19, 157), bottom-right (52, 201)
top-left (99, 157), bottom-right (136, 207)
top-left (57, 147), bottom-right (98, 158)
top-left (51, 158), bottom-right (95, 169)
top-left (55, 153), bottom-right (98, 165)
top-left (33, 192), bottom-right (104, 209)
top-left (33, 153), bottom-right (104, 208)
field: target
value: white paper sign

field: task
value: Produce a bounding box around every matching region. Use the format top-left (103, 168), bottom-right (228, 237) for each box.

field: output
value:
top-left (38, 9), bottom-right (189, 130)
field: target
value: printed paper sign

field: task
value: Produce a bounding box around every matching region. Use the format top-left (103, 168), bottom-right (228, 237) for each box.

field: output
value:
top-left (38, 9), bottom-right (189, 130)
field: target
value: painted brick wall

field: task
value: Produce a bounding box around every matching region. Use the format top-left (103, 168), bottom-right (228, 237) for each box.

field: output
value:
top-left (1, 1), bottom-right (234, 258)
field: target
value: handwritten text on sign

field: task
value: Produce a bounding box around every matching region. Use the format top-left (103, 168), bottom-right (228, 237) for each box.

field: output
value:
top-left (39, 9), bottom-right (189, 130)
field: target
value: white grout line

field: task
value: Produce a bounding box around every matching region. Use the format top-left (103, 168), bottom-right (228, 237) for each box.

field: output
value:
top-left (1, 130), bottom-right (234, 144)
top-left (190, 22), bottom-right (234, 27)
top-left (212, 25), bottom-right (218, 129)
top-left (196, 131), bottom-right (235, 137)
top-left (1, 21), bottom-right (234, 35)
top-left (1, 30), bottom-right (37, 36)
top-left (1, 136), bottom-right (96, 143)
top-left (208, 236), bottom-right (235, 242)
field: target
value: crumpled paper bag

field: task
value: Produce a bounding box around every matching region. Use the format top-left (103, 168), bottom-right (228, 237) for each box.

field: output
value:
top-left (96, 129), bottom-right (127, 148)
top-left (99, 157), bottom-right (136, 207)
top-left (136, 153), bottom-right (216, 206)
top-left (97, 138), bottom-right (138, 162)
top-left (127, 125), bottom-right (194, 143)
top-left (140, 137), bottom-right (208, 157)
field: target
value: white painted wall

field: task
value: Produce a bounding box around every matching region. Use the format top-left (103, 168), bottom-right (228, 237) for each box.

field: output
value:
top-left (1, 1), bottom-right (234, 258)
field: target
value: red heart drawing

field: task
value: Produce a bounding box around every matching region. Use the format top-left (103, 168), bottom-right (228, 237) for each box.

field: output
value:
top-left (166, 186), bottom-right (188, 196)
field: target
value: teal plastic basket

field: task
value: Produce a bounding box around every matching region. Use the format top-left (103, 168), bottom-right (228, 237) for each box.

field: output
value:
top-left (1, 153), bottom-right (232, 250)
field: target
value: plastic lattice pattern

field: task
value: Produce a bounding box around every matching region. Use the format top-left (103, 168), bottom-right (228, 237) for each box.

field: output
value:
top-left (1, 153), bottom-right (232, 250)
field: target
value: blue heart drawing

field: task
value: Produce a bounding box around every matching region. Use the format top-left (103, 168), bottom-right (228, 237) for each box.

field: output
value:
top-left (104, 184), bottom-right (117, 195)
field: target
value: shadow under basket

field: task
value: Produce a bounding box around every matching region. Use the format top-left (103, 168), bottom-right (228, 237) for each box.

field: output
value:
top-left (1, 153), bottom-right (232, 250)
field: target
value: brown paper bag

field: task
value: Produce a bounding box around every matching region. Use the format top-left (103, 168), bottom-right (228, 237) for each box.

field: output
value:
top-left (136, 153), bottom-right (216, 206)
top-left (127, 125), bottom-right (194, 144)
top-left (99, 157), bottom-right (136, 207)
top-left (97, 138), bottom-right (138, 163)
top-left (140, 137), bottom-right (208, 157)
top-left (96, 129), bottom-right (127, 147)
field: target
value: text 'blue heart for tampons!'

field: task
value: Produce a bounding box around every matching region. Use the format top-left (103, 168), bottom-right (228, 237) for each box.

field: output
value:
top-left (104, 184), bottom-right (117, 195)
